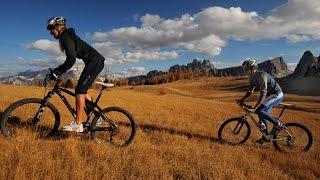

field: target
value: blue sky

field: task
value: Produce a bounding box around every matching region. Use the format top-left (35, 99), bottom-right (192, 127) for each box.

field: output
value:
top-left (0, 0), bottom-right (320, 77)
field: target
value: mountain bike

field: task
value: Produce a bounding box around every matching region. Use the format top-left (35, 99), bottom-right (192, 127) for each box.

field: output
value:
top-left (0, 72), bottom-right (136, 147)
top-left (218, 102), bottom-right (313, 152)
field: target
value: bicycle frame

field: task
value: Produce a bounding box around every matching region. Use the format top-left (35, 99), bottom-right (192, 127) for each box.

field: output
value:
top-left (240, 105), bottom-right (292, 141)
top-left (36, 78), bottom-right (117, 132)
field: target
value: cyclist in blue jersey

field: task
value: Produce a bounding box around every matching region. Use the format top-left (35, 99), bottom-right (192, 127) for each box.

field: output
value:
top-left (238, 59), bottom-right (284, 144)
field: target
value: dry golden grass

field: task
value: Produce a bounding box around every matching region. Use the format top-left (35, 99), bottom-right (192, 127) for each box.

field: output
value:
top-left (0, 77), bottom-right (319, 179)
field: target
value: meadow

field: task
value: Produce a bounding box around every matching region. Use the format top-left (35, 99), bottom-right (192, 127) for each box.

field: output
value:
top-left (0, 77), bottom-right (319, 179)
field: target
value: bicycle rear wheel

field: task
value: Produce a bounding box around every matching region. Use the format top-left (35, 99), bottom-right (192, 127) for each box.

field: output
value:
top-left (218, 117), bottom-right (251, 145)
top-left (0, 98), bottom-right (60, 141)
top-left (92, 106), bottom-right (136, 147)
top-left (272, 122), bottom-right (313, 152)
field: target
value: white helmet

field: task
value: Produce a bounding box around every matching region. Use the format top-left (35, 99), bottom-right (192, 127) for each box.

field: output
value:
top-left (46, 16), bottom-right (66, 30)
top-left (242, 59), bottom-right (257, 69)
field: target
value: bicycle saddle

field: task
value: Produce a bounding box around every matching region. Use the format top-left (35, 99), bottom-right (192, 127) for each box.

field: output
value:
top-left (95, 81), bottom-right (114, 87)
top-left (278, 102), bottom-right (296, 108)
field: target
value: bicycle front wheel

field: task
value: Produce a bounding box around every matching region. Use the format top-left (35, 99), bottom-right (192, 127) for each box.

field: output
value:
top-left (272, 122), bottom-right (313, 152)
top-left (0, 98), bottom-right (60, 141)
top-left (92, 106), bottom-right (136, 147)
top-left (218, 117), bottom-right (251, 145)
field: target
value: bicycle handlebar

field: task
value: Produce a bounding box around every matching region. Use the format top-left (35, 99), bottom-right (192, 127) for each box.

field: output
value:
top-left (43, 72), bottom-right (62, 89)
top-left (237, 101), bottom-right (255, 113)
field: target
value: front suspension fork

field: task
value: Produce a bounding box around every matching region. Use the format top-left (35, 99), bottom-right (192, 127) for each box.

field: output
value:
top-left (233, 116), bottom-right (246, 134)
top-left (32, 105), bottom-right (46, 125)
top-left (32, 93), bottom-right (53, 125)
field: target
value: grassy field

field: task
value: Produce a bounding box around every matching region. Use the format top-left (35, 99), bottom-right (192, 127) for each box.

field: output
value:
top-left (0, 77), bottom-right (319, 179)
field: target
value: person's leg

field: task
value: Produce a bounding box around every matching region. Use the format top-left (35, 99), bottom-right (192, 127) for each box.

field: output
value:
top-left (83, 93), bottom-right (94, 114)
top-left (255, 94), bottom-right (283, 143)
top-left (255, 106), bottom-right (271, 144)
top-left (256, 105), bottom-right (269, 130)
top-left (62, 93), bottom-right (86, 132)
top-left (75, 94), bottom-right (94, 125)
top-left (260, 94), bottom-right (284, 127)
top-left (74, 60), bottom-right (104, 124)
top-left (75, 94), bottom-right (86, 125)
top-left (62, 59), bottom-right (104, 132)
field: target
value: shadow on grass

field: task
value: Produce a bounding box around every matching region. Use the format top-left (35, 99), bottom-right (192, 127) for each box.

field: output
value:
top-left (138, 123), bottom-right (220, 143)
top-left (275, 104), bottom-right (320, 113)
top-left (0, 114), bottom-right (71, 140)
top-left (216, 82), bottom-right (250, 91)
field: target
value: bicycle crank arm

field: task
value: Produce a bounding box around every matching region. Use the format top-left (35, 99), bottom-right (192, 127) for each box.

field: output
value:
top-left (90, 127), bottom-right (114, 131)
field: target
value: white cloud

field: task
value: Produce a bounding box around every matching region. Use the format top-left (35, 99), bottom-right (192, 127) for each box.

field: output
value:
top-left (127, 67), bottom-right (146, 75)
top-left (26, 39), bottom-right (179, 65)
top-left (287, 63), bottom-right (298, 71)
top-left (182, 34), bottom-right (226, 56)
top-left (14, 56), bottom-right (60, 68)
top-left (141, 14), bottom-right (162, 27)
top-left (92, 32), bottom-right (109, 41)
top-left (0, 64), bottom-right (18, 77)
top-left (91, 0), bottom-right (320, 57)
top-left (17, 0), bottom-right (318, 76)
top-left (9, 55), bottom-right (84, 72)
top-left (286, 34), bottom-right (311, 43)
top-left (194, 7), bottom-right (262, 40)
top-left (0, 56), bottom-right (63, 77)
top-left (26, 39), bottom-right (63, 56)
top-left (93, 42), bottom-right (124, 58)
top-left (124, 50), bottom-right (178, 62)
top-left (92, 42), bottom-right (178, 63)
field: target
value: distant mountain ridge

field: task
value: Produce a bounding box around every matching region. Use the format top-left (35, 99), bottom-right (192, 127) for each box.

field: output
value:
top-left (215, 57), bottom-right (292, 78)
top-left (128, 59), bottom-right (217, 85)
top-left (169, 59), bottom-right (216, 75)
top-left (0, 69), bottom-right (80, 86)
top-left (2, 51), bottom-right (319, 87)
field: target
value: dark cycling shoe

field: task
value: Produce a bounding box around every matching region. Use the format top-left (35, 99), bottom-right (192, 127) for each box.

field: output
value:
top-left (255, 136), bottom-right (270, 144)
top-left (270, 125), bottom-right (283, 135)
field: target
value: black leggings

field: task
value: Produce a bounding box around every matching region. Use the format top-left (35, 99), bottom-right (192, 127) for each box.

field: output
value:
top-left (75, 59), bottom-right (104, 94)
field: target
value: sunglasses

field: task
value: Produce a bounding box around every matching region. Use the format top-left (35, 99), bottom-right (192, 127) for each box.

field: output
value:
top-left (47, 25), bottom-right (54, 31)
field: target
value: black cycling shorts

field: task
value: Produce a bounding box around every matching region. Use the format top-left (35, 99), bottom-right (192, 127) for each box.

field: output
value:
top-left (75, 59), bottom-right (104, 94)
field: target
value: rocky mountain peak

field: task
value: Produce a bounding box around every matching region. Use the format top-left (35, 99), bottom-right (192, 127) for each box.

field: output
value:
top-left (291, 51), bottom-right (319, 77)
top-left (169, 58), bottom-right (216, 74)
top-left (258, 57), bottom-right (292, 78)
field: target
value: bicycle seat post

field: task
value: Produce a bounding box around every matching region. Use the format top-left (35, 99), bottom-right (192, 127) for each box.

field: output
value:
top-left (94, 87), bottom-right (105, 106)
top-left (278, 105), bottom-right (286, 119)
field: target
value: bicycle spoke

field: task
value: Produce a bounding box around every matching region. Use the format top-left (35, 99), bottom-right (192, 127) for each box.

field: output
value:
top-left (218, 117), bottom-right (251, 145)
top-left (272, 123), bottom-right (313, 152)
top-left (91, 107), bottom-right (136, 147)
top-left (233, 121), bottom-right (244, 134)
top-left (1, 99), bottom-right (59, 140)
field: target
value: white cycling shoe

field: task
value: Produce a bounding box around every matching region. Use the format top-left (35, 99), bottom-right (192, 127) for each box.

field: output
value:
top-left (62, 121), bottom-right (84, 132)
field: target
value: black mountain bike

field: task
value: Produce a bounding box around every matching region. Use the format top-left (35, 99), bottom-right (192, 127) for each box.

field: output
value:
top-left (218, 102), bottom-right (313, 152)
top-left (0, 73), bottom-right (136, 147)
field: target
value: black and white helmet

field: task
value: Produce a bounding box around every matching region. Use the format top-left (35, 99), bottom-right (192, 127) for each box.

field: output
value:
top-left (46, 16), bottom-right (66, 30)
top-left (242, 58), bottom-right (257, 69)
